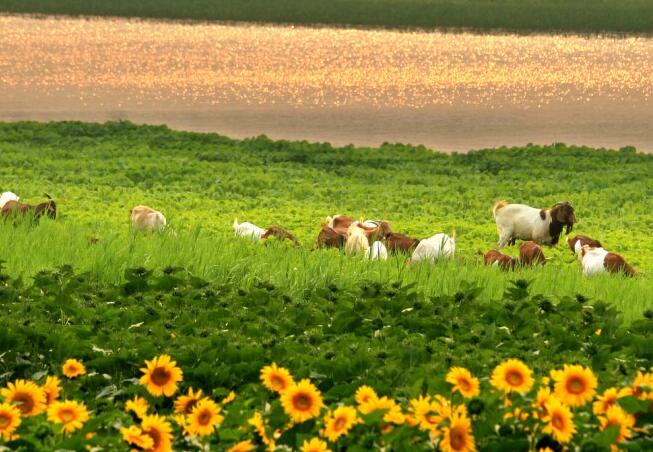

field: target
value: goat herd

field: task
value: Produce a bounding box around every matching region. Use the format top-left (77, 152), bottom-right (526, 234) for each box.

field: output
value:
top-left (0, 192), bottom-right (637, 278)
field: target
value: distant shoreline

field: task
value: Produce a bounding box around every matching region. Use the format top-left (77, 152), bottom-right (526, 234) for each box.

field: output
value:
top-left (1, 0), bottom-right (652, 35)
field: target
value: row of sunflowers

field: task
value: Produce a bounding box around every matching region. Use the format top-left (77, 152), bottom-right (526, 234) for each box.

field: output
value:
top-left (0, 355), bottom-right (651, 451)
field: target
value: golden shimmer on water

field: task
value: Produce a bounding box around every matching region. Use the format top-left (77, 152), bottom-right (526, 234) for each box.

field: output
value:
top-left (1, 15), bottom-right (652, 109)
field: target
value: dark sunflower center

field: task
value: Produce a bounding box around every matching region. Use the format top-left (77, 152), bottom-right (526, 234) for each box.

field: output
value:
top-left (198, 410), bottom-right (212, 425)
top-left (293, 393), bottom-right (311, 410)
top-left (450, 426), bottom-right (467, 449)
top-left (271, 376), bottom-right (285, 389)
top-left (334, 416), bottom-right (347, 430)
top-left (184, 399), bottom-right (198, 414)
top-left (0, 414), bottom-right (10, 427)
top-left (151, 367), bottom-right (171, 386)
top-left (60, 408), bottom-right (75, 422)
top-left (13, 393), bottom-right (35, 414)
top-left (567, 377), bottom-right (585, 394)
top-left (425, 413), bottom-right (439, 425)
top-left (458, 378), bottom-right (471, 391)
top-left (507, 371), bottom-right (524, 386)
top-left (145, 428), bottom-right (161, 448)
top-left (552, 413), bottom-right (565, 430)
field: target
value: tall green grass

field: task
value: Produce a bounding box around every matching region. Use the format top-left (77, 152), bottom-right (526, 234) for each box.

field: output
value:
top-left (1, 0), bottom-right (652, 34)
top-left (0, 121), bottom-right (651, 320)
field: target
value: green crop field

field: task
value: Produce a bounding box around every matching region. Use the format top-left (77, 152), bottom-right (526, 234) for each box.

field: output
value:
top-left (1, 0), bottom-right (652, 34)
top-left (1, 121), bottom-right (652, 450)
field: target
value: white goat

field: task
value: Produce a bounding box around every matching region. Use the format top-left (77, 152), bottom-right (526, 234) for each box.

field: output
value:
top-left (365, 241), bottom-right (388, 260)
top-left (345, 223), bottom-right (370, 255)
top-left (408, 231), bottom-right (456, 264)
top-left (0, 191), bottom-right (19, 209)
top-left (233, 218), bottom-right (265, 241)
top-left (130, 205), bottom-right (166, 232)
top-left (493, 201), bottom-right (576, 248)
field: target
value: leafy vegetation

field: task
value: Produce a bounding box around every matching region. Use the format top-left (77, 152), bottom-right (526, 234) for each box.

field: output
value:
top-left (1, 0), bottom-right (653, 34)
top-left (0, 120), bottom-right (652, 449)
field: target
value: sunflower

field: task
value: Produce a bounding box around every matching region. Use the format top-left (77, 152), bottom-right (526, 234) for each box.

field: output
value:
top-left (141, 414), bottom-right (173, 452)
top-left (490, 359), bottom-right (534, 394)
top-left (301, 437), bottom-right (331, 452)
top-left (440, 410), bottom-right (476, 452)
top-left (551, 364), bottom-right (597, 407)
top-left (359, 396), bottom-right (405, 425)
top-left (0, 402), bottom-right (22, 441)
top-left (62, 359), bottom-right (86, 379)
top-left (125, 396), bottom-right (149, 419)
top-left (248, 411), bottom-right (274, 448)
top-left (446, 368), bottom-right (480, 398)
top-left (47, 400), bottom-right (89, 434)
top-left (355, 385), bottom-right (378, 406)
top-left (629, 371), bottom-right (653, 400)
top-left (593, 387), bottom-right (630, 416)
top-left (174, 387), bottom-right (204, 414)
top-left (1, 379), bottom-right (46, 417)
top-left (541, 398), bottom-right (576, 444)
top-left (533, 386), bottom-right (553, 419)
top-left (121, 425), bottom-right (155, 450)
top-left (227, 440), bottom-right (256, 452)
top-left (599, 405), bottom-right (635, 446)
top-left (187, 399), bottom-right (223, 437)
top-left (139, 355), bottom-right (183, 397)
top-left (42, 376), bottom-right (62, 406)
top-left (260, 363), bottom-right (295, 393)
top-left (221, 391), bottom-right (236, 405)
top-left (280, 379), bottom-right (323, 423)
top-left (322, 406), bottom-right (360, 441)
top-left (408, 395), bottom-right (445, 433)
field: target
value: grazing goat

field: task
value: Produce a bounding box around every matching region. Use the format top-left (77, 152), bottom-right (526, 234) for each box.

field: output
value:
top-left (567, 235), bottom-right (603, 254)
top-left (493, 200), bottom-right (576, 248)
top-left (365, 241), bottom-right (388, 260)
top-left (261, 226), bottom-right (300, 246)
top-left (359, 221), bottom-right (392, 243)
top-left (408, 231), bottom-right (456, 264)
top-left (345, 223), bottom-right (370, 255)
top-left (1, 193), bottom-right (56, 221)
top-left (578, 245), bottom-right (636, 277)
top-left (233, 218), bottom-right (265, 241)
top-left (315, 225), bottom-right (346, 249)
top-left (130, 205), bottom-right (166, 232)
top-left (0, 191), bottom-right (19, 209)
top-left (519, 241), bottom-right (546, 266)
top-left (481, 250), bottom-right (516, 271)
top-left (326, 214), bottom-right (355, 235)
top-left (384, 232), bottom-right (421, 254)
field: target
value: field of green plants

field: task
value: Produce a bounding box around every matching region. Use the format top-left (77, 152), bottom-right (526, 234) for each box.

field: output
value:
top-left (1, 121), bottom-right (652, 450)
top-left (1, 0), bottom-right (652, 34)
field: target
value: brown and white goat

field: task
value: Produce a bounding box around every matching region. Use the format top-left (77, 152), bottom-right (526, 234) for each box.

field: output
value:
top-left (493, 200), bottom-right (576, 248)
top-left (519, 241), bottom-right (546, 266)
top-left (481, 250), bottom-right (516, 271)
top-left (130, 205), bottom-right (166, 232)
top-left (325, 215), bottom-right (356, 235)
top-left (315, 225), bottom-right (346, 249)
top-left (384, 232), bottom-right (421, 254)
top-left (567, 235), bottom-right (603, 255)
top-left (261, 226), bottom-right (300, 246)
top-left (578, 245), bottom-right (636, 277)
top-left (1, 193), bottom-right (56, 221)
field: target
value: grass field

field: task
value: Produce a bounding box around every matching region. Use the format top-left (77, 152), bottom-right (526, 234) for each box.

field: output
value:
top-left (1, 121), bottom-right (653, 449)
top-left (1, 0), bottom-right (653, 34)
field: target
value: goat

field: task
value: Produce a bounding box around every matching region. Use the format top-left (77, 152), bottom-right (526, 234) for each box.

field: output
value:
top-left (0, 191), bottom-right (19, 209)
top-left (1, 193), bottom-right (56, 221)
top-left (384, 232), bottom-right (421, 254)
top-left (261, 226), bottom-right (300, 246)
top-left (408, 230), bottom-right (456, 264)
top-left (519, 241), bottom-right (546, 266)
top-left (567, 235), bottom-right (603, 255)
top-left (579, 245), bottom-right (636, 277)
top-left (233, 218), bottom-right (265, 241)
top-left (325, 214), bottom-right (356, 235)
top-left (130, 205), bottom-right (166, 232)
top-left (315, 225), bottom-right (346, 249)
top-left (345, 223), bottom-right (370, 255)
top-left (493, 200), bottom-right (576, 248)
top-left (365, 241), bottom-right (388, 260)
top-left (480, 250), bottom-right (516, 271)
